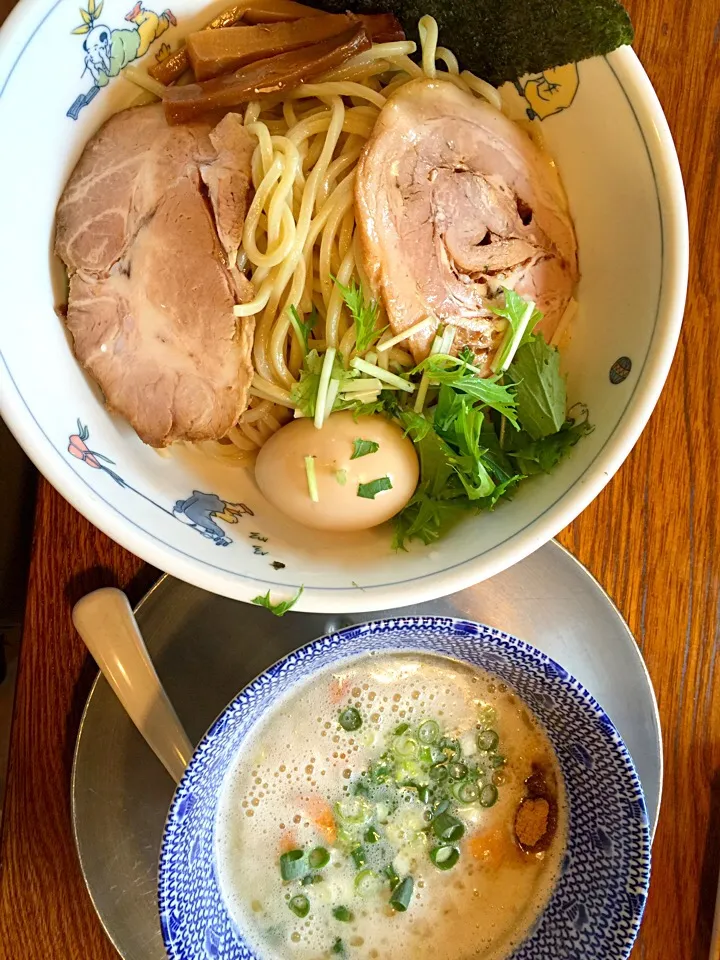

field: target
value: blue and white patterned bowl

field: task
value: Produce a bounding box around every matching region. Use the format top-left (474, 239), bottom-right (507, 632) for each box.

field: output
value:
top-left (158, 617), bottom-right (651, 960)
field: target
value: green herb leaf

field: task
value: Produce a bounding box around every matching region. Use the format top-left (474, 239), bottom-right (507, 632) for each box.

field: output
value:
top-left (357, 477), bottom-right (393, 499)
top-left (252, 586), bottom-right (304, 617)
top-left (506, 407), bottom-right (594, 473)
top-left (489, 288), bottom-right (543, 373)
top-left (288, 305), bottom-right (318, 357)
top-left (351, 438), bottom-right (380, 460)
top-left (415, 354), bottom-right (518, 426)
top-left (507, 337), bottom-right (566, 439)
top-left (335, 279), bottom-right (386, 354)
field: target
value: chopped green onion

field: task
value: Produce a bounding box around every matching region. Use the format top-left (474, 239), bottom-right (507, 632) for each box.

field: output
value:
top-left (333, 906), bottom-right (354, 922)
top-left (335, 796), bottom-right (370, 824)
top-left (384, 864), bottom-right (400, 889)
top-left (357, 476), bottom-right (393, 500)
top-left (433, 799), bottom-right (450, 818)
top-left (457, 781), bottom-right (481, 803)
top-left (477, 729), bottom-right (499, 752)
top-left (393, 734), bottom-right (419, 759)
top-left (432, 812), bottom-right (465, 843)
top-left (339, 707), bottom-right (362, 732)
top-left (351, 846), bottom-right (367, 870)
top-left (430, 845), bottom-right (460, 870)
top-left (411, 784), bottom-right (431, 804)
top-left (417, 720), bottom-right (440, 744)
top-left (301, 873), bottom-right (324, 885)
top-left (304, 456), bottom-right (319, 503)
top-left (355, 868), bottom-right (383, 897)
top-left (440, 737), bottom-right (461, 761)
top-left (332, 938), bottom-right (345, 955)
top-left (364, 825), bottom-right (381, 843)
top-left (351, 438), bottom-right (380, 459)
top-left (350, 357), bottom-right (415, 393)
top-left (325, 377), bottom-right (341, 418)
top-left (490, 754), bottom-right (506, 768)
top-left (314, 346), bottom-right (337, 428)
top-left (288, 894), bottom-right (310, 918)
top-left (478, 705), bottom-right (497, 727)
top-left (480, 783), bottom-right (499, 808)
top-left (389, 876), bottom-right (414, 912)
top-left (394, 722), bottom-right (411, 736)
top-left (429, 762), bottom-right (448, 782)
top-left (280, 850), bottom-right (305, 881)
top-left (335, 468), bottom-right (348, 486)
top-left (448, 762), bottom-right (468, 781)
top-left (308, 847), bottom-right (330, 869)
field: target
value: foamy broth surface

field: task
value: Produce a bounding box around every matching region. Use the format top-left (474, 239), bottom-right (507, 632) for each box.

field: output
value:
top-left (216, 654), bottom-right (566, 959)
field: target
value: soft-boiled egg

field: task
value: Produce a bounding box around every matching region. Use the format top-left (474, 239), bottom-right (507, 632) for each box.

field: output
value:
top-left (254, 412), bottom-right (419, 532)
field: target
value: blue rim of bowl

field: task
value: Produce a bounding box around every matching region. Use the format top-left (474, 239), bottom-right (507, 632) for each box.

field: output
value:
top-left (157, 616), bottom-right (651, 960)
top-left (0, 3), bottom-right (689, 611)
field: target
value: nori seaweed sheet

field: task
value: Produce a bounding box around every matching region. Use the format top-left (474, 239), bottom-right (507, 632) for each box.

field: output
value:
top-left (319, 0), bottom-right (633, 85)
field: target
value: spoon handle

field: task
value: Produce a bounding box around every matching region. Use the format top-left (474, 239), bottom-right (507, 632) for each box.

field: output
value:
top-left (72, 587), bottom-right (193, 784)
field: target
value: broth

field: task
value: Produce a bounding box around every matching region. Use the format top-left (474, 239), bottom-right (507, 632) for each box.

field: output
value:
top-left (216, 653), bottom-right (566, 959)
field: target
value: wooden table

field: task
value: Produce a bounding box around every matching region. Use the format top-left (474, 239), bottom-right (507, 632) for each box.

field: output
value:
top-left (1, 0), bottom-right (719, 957)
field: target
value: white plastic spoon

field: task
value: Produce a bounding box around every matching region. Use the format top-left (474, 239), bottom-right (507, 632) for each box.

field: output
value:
top-left (72, 586), bottom-right (193, 784)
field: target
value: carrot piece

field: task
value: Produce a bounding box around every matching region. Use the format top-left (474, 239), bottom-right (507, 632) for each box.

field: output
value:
top-left (467, 825), bottom-right (521, 869)
top-left (163, 24), bottom-right (371, 124)
top-left (304, 795), bottom-right (337, 845)
top-left (329, 676), bottom-right (351, 703)
top-left (279, 829), bottom-right (298, 853)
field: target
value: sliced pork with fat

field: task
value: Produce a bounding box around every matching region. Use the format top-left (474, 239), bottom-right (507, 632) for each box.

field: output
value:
top-left (55, 104), bottom-right (255, 447)
top-left (355, 79), bottom-right (578, 369)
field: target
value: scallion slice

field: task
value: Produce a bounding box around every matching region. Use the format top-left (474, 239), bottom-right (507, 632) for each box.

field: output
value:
top-left (479, 783), bottom-right (499, 808)
top-left (364, 825), bottom-right (380, 843)
top-left (477, 729), bottom-right (499, 752)
top-left (333, 905), bottom-right (354, 922)
top-left (430, 845), bottom-right (460, 870)
top-left (288, 894), bottom-right (310, 918)
top-left (417, 720), bottom-right (440, 745)
top-left (351, 846), bottom-right (367, 870)
top-left (392, 734), bottom-right (419, 759)
top-left (279, 850), bottom-right (305, 881)
top-left (354, 868), bottom-right (382, 897)
top-left (308, 847), bottom-right (330, 869)
top-left (456, 781), bottom-right (480, 803)
top-left (332, 938), bottom-right (345, 955)
top-left (314, 346), bottom-right (337, 428)
top-left (339, 707), bottom-right (362, 731)
top-left (432, 811), bottom-right (465, 843)
top-left (389, 876), bottom-right (414, 912)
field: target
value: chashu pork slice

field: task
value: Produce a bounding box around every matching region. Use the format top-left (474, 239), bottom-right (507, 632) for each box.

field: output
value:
top-left (55, 103), bottom-right (255, 447)
top-left (355, 79), bottom-right (578, 370)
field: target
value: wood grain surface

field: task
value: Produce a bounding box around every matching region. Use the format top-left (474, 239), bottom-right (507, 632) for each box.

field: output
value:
top-left (0, 0), bottom-right (718, 957)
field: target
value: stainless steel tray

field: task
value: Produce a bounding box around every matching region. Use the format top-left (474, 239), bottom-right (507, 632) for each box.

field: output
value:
top-left (72, 541), bottom-right (662, 960)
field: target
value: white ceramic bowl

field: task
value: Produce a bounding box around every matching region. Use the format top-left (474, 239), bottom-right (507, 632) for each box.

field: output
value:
top-left (0, 1), bottom-right (688, 613)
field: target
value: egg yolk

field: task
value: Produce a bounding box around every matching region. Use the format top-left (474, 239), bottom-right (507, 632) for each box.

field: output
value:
top-left (254, 412), bottom-right (419, 532)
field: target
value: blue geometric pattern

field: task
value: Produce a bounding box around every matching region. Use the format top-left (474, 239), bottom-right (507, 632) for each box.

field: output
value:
top-left (158, 618), bottom-right (651, 960)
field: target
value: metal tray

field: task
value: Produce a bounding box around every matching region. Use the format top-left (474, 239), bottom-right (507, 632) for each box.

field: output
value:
top-left (72, 541), bottom-right (662, 960)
